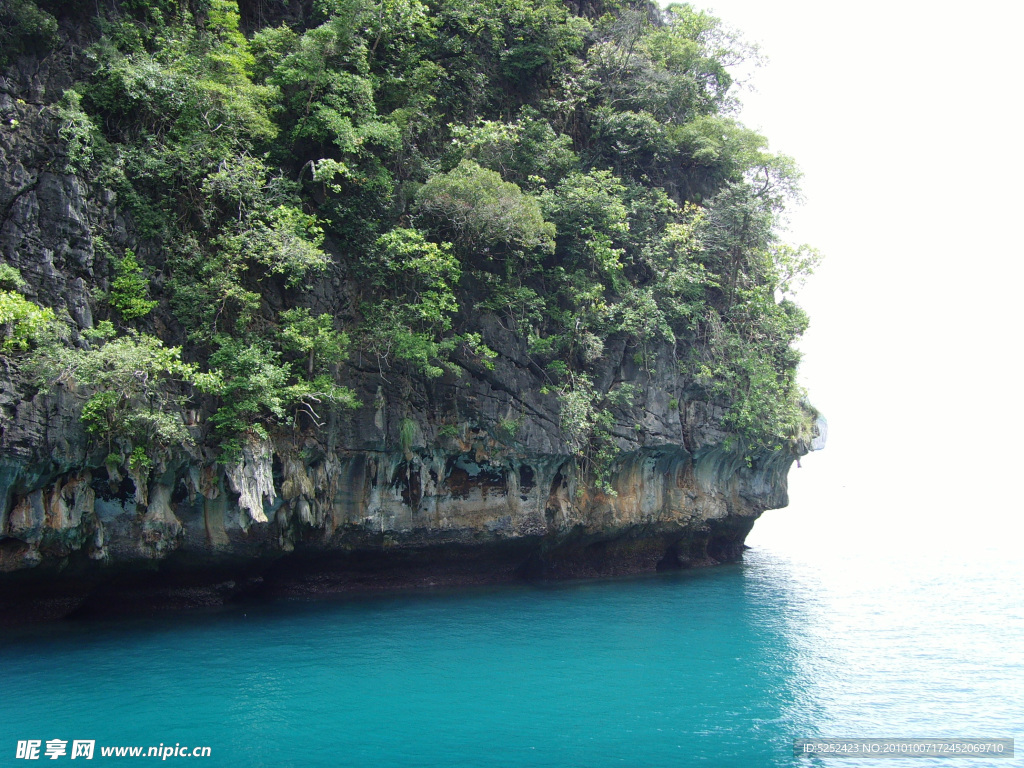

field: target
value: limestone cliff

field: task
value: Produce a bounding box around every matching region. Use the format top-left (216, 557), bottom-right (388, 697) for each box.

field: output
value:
top-left (0, 3), bottom-right (824, 622)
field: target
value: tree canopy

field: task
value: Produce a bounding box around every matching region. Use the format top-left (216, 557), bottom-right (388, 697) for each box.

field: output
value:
top-left (6, 0), bottom-right (819, 474)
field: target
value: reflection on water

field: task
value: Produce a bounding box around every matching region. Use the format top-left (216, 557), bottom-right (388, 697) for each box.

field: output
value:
top-left (3, 535), bottom-right (1021, 768)
top-left (746, 536), bottom-right (1024, 767)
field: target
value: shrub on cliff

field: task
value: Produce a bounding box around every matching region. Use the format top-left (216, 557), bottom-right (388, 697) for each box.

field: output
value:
top-left (0, 282), bottom-right (56, 356)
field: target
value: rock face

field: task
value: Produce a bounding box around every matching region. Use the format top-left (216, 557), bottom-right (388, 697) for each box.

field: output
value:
top-left (0, 335), bottom-right (822, 620)
top-left (0, 38), bottom-right (824, 623)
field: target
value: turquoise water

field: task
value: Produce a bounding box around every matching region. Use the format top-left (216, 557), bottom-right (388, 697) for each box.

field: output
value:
top-left (3, 536), bottom-right (1022, 767)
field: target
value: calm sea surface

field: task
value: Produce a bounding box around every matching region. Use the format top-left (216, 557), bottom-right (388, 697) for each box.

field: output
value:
top-left (3, 509), bottom-right (1022, 767)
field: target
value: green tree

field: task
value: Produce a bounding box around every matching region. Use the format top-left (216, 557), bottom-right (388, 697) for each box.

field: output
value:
top-left (360, 228), bottom-right (461, 377)
top-left (280, 307), bottom-right (350, 376)
top-left (415, 160), bottom-right (554, 261)
top-left (0, 268), bottom-right (56, 354)
top-left (31, 323), bottom-right (207, 461)
top-left (172, 156), bottom-right (331, 339)
top-left (109, 250), bottom-right (157, 321)
top-left (54, 89), bottom-right (99, 173)
top-left (206, 335), bottom-right (358, 445)
top-left (448, 110), bottom-right (578, 189)
top-left (542, 170), bottom-right (629, 279)
top-left (0, 0), bottom-right (58, 65)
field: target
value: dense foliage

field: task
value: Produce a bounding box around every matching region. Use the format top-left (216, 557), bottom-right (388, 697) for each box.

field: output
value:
top-left (5, 0), bottom-right (819, 477)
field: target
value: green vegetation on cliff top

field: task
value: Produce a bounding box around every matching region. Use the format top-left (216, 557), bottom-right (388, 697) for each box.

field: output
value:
top-left (2, 0), bottom-right (819, 480)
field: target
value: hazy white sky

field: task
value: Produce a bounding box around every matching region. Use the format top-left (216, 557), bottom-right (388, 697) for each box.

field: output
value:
top-left (695, 0), bottom-right (1024, 548)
